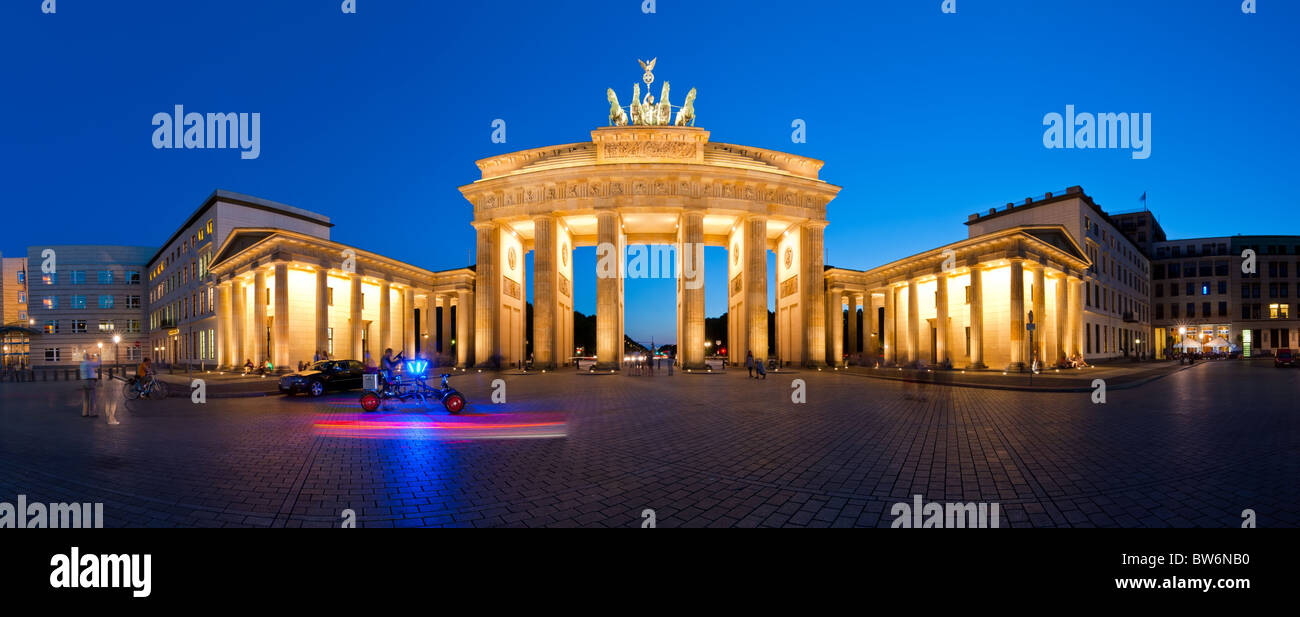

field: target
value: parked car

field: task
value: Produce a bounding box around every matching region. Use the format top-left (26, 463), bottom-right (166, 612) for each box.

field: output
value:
top-left (279, 360), bottom-right (365, 396)
top-left (1274, 349), bottom-right (1294, 368)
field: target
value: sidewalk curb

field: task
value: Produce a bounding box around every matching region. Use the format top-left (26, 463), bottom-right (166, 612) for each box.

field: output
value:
top-left (836, 362), bottom-right (1205, 393)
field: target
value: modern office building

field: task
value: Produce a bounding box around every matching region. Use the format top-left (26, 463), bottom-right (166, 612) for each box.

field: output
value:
top-left (144, 190), bottom-right (333, 367)
top-left (1230, 236), bottom-right (1300, 355)
top-left (1146, 236), bottom-right (1236, 358)
top-left (26, 245), bottom-right (152, 366)
top-left (1, 256), bottom-right (32, 367)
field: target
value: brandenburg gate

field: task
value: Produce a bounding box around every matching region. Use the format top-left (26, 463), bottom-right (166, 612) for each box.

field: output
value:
top-left (458, 60), bottom-right (842, 370)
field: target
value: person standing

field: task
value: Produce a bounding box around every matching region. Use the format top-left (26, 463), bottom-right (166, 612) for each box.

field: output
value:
top-left (745, 350), bottom-right (755, 378)
top-left (79, 353), bottom-right (97, 417)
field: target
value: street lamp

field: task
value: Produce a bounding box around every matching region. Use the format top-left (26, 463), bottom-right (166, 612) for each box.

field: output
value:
top-left (113, 334), bottom-right (121, 373)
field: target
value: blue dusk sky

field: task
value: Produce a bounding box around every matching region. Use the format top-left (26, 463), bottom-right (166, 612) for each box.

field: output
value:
top-left (3, 0), bottom-right (1297, 345)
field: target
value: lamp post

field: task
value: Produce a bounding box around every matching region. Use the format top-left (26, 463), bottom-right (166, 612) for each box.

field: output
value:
top-left (113, 333), bottom-right (121, 375)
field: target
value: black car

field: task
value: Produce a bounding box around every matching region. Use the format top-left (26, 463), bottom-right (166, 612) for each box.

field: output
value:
top-left (279, 360), bottom-right (365, 396)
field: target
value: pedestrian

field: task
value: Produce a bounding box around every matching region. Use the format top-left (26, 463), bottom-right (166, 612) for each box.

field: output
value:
top-left (313, 350), bottom-right (321, 363)
top-left (745, 350), bottom-right (754, 378)
top-left (755, 357), bottom-right (767, 380)
top-left (79, 353), bottom-right (97, 417)
top-left (100, 372), bottom-right (122, 425)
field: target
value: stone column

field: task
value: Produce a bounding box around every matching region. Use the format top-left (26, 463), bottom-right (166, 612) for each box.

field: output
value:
top-left (216, 280), bottom-right (231, 369)
top-left (273, 263), bottom-right (289, 371)
top-left (253, 269), bottom-right (267, 366)
top-left (883, 285), bottom-right (895, 364)
top-left (829, 289), bottom-right (844, 366)
top-left (906, 277), bottom-right (920, 365)
top-left (457, 290), bottom-right (473, 367)
top-left (1008, 259), bottom-right (1026, 371)
top-left (424, 292), bottom-right (437, 360)
top-left (441, 294), bottom-right (453, 362)
top-left (681, 211), bottom-right (706, 369)
top-left (230, 278), bottom-right (244, 368)
top-left (595, 212), bottom-right (620, 370)
top-left (1032, 265), bottom-right (1046, 366)
top-left (379, 281), bottom-right (391, 355)
top-left (315, 268), bottom-right (329, 359)
top-left (349, 276), bottom-right (363, 361)
top-left (1067, 277), bottom-right (1083, 357)
top-left (402, 287), bottom-right (415, 358)
top-left (801, 222), bottom-right (827, 367)
top-left (474, 223), bottom-right (500, 367)
top-left (846, 293), bottom-right (858, 361)
top-left (866, 292), bottom-right (879, 358)
top-left (745, 216), bottom-right (768, 360)
top-left (532, 215), bottom-right (557, 369)
top-left (935, 274), bottom-right (949, 365)
top-left (969, 266), bottom-right (985, 368)
top-left (1054, 273), bottom-right (1068, 364)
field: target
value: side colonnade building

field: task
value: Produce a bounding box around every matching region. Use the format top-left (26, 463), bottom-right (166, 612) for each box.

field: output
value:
top-left (206, 229), bottom-right (474, 371)
top-left (826, 225), bottom-right (1090, 370)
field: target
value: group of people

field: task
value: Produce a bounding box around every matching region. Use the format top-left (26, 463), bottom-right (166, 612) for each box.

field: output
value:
top-left (242, 358), bottom-right (273, 375)
top-left (78, 354), bottom-right (158, 424)
top-left (743, 351), bottom-right (767, 379)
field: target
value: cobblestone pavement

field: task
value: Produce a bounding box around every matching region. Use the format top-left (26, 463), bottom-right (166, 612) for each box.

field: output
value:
top-left (0, 361), bottom-right (1295, 527)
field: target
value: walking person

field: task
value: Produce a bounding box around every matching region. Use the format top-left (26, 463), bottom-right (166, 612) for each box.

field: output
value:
top-left (99, 371), bottom-right (122, 425)
top-left (745, 350), bottom-right (755, 378)
top-left (79, 353), bottom-right (98, 417)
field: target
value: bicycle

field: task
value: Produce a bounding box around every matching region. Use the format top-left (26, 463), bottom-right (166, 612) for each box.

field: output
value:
top-left (124, 374), bottom-right (168, 400)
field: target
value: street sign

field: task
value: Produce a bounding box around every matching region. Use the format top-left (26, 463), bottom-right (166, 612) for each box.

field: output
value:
top-left (1026, 323), bottom-right (1035, 331)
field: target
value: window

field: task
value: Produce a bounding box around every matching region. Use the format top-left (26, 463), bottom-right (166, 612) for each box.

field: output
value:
top-left (327, 327), bottom-right (334, 356)
top-left (125, 319), bottom-right (140, 333)
top-left (1218, 281), bottom-right (1227, 295)
top-left (69, 295), bottom-right (86, 309)
top-left (98, 321), bottom-right (114, 332)
top-left (42, 273), bottom-right (57, 285)
top-left (98, 270), bottom-right (114, 284)
top-left (17, 270), bottom-right (25, 284)
top-left (1201, 283), bottom-right (1210, 296)
top-left (1269, 303), bottom-right (1290, 319)
top-left (44, 348), bottom-right (61, 363)
top-left (98, 295), bottom-right (114, 309)
top-left (1219, 302), bottom-right (1228, 317)
top-left (127, 270), bottom-right (140, 284)
top-left (17, 292), bottom-right (25, 303)
top-left (126, 296), bottom-right (141, 309)
top-left (1202, 302), bottom-right (1211, 317)
top-left (43, 320), bottom-right (58, 334)
top-left (70, 320), bottom-right (86, 333)
top-left (43, 296), bottom-right (58, 309)
top-left (1186, 303), bottom-right (1195, 318)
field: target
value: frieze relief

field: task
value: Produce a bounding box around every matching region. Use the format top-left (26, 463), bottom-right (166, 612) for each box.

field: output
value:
top-left (779, 275), bottom-right (799, 299)
top-left (502, 276), bottom-right (521, 300)
top-left (474, 180), bottom-right (829, 213)
top-left (601, 140), bottom-right (697, 160)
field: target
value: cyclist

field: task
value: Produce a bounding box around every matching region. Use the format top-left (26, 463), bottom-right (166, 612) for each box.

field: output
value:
top-left (133, 357), bottom-right (153, 393)
top-left (379, 348), bottom-right (405, 388)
